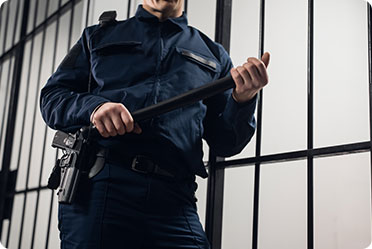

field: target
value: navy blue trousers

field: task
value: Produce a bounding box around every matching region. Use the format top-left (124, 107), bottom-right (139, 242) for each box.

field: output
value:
top-left (58, 162), bottom-right (210, 249)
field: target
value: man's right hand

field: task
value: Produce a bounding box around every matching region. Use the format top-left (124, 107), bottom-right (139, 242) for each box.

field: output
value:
top-left (91, 102), bottom-right (142, 138)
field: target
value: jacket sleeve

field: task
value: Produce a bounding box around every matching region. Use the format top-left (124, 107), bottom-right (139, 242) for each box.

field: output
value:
top-left (39, 28), bottom-right (109, 133)
top-left (202, 45), bottom-right (257, 157)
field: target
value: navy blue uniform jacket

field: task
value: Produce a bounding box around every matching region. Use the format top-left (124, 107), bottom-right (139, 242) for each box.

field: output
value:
top-left (40, 5), bottom-right (257, 178)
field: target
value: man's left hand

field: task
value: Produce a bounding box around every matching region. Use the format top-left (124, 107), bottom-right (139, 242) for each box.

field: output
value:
top-left (230, 52), bottom-right (270, 103)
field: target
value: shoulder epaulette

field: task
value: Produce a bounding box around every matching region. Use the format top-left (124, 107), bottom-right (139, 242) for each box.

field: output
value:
top-left (98, 11), bottom-right (117, 27)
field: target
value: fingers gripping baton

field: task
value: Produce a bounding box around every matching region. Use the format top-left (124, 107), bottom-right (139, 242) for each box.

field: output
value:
top-left (47, 76), bottom-right (235, 203)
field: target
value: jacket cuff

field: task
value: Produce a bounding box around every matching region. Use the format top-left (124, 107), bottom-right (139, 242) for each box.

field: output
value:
top-left (223, 94), bottom-right (257, 123)
top-left (78, 95), bottom-right (110, 124)
top-left (89, 102), bottom-right (108, 122)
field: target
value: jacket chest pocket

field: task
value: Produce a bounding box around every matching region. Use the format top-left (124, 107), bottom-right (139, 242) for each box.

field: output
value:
top-left (174, 47), bottom-right (221, 88)
top-left (170, 47), bottom-right (221, 93)
top-left (91, 41), bottom-right (152, 87)
top-left (92, 41), bottom-right (142, 56)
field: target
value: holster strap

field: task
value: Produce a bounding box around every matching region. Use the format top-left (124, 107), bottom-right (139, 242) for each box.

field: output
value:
top-left (88, 148), bottom-right (106, 179)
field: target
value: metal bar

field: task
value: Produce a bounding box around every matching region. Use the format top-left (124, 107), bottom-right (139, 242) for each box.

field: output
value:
top-left (0, 2), bottom-right (3, 52)
top-left (67, 0), bottom-right (75, 49)
top-left (307, 0), bottom-right (314, 248)
top-left (17, 0), bottom-right (40, 246)
top-left (252, 0), bottom-right (265, 248)
top-left (1, 0), bottom-right (10, 54)
top-left (0, 54), bottom-right (14, 171)
top-left (0, 0), bottom-right (7, 177)
top-left (215, 141), bottom-right (372, 169)
top-left (0, 4), bottom-right (5, 108)
top-left (44, 190), bottom-right (55, 249)
top-left (0, 0), bottom-right (31, 237)
top-left (252, 169), bottom-right (261, 249)
top-left (214, 0), bottom-right (232, 52)
top-left (0, 54), bottom-right (15, 247)
top-left (44, 2), bottom-right (62, 248)
top-left (0, 0), bottom-right (83, 65)
top-left (367, 5), bottom-right (372, 249)
top-left (30, 0), bottom-right (51, 247)
top-left (127, 0), bottom-right (131, 19)
top-left (85, 0), bottom-right (90, 27)
top-left (0, 168), bottom-right (16, 244)
top-left (0, 0), bottom-right (11, 159)
top-left (205, 154), bottom-right (225, 249)
top-left (205, 0), bottom-right (232, 248)
top-left (10, 186), bottom-right (50, 196)
top-left (11, 0), bottom-right (21, 46)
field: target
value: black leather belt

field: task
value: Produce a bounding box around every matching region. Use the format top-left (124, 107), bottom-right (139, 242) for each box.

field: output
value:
top-left (130, 155), bottom-right (174, 178)
top-left (90, 147), bottom-right (175, 178)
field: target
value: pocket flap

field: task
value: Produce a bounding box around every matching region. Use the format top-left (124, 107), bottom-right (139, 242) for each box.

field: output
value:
top-left (92, 41), bottom-right (142, 55)
top-left (176, 47), bottom-right (219, 72)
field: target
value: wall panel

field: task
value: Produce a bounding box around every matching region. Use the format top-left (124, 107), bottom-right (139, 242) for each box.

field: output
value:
top-left (222, 166), bottom-right (255, 249)
top-left (7, 194), bottom-right (24, 249)
top-left (314, 0), bottom-right (369, 148)
top-left (47, 193), bottom-right (60, 249)
top-left (258, 160), bottom-right (307, 249)
top-left (261, 0), bottom-right (308, 155)
top-left (314, 152), bottom-right (371, 249)
top-left (33, 190), bottom-right (52, 249)
top-left (19, 192), bottom-right (37, 249)
top-left (187, 0), bottom-right (216, 41)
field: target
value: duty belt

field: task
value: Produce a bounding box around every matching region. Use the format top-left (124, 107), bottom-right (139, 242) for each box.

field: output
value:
top-left (130, 155), bottom-right (174, 177)
top-left (89, 147), bottom-right (175, 178)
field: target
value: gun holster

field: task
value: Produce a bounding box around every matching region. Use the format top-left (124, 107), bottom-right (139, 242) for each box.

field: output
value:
top-left (47, 126), bottom-right (104, 204)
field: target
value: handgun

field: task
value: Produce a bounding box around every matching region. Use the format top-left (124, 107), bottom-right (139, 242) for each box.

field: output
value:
top-left (49, 126), bottom-right (95, 204)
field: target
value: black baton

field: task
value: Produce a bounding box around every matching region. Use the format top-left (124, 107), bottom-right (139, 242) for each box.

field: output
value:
top-left (89, 75), bottom-right (235, 137)
top-left (132, 75), bottom-right (234, 122)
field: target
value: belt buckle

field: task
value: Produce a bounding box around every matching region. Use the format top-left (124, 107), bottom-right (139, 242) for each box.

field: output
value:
top-left (131, 156), bottom-right (148, 174)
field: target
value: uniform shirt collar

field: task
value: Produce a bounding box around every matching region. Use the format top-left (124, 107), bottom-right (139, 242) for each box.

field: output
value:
top-left (135, 5), bottom-right (188, 31)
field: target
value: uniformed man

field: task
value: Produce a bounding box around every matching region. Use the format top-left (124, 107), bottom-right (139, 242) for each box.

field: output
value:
top-left (40, 0), bottom-right (270, 248)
